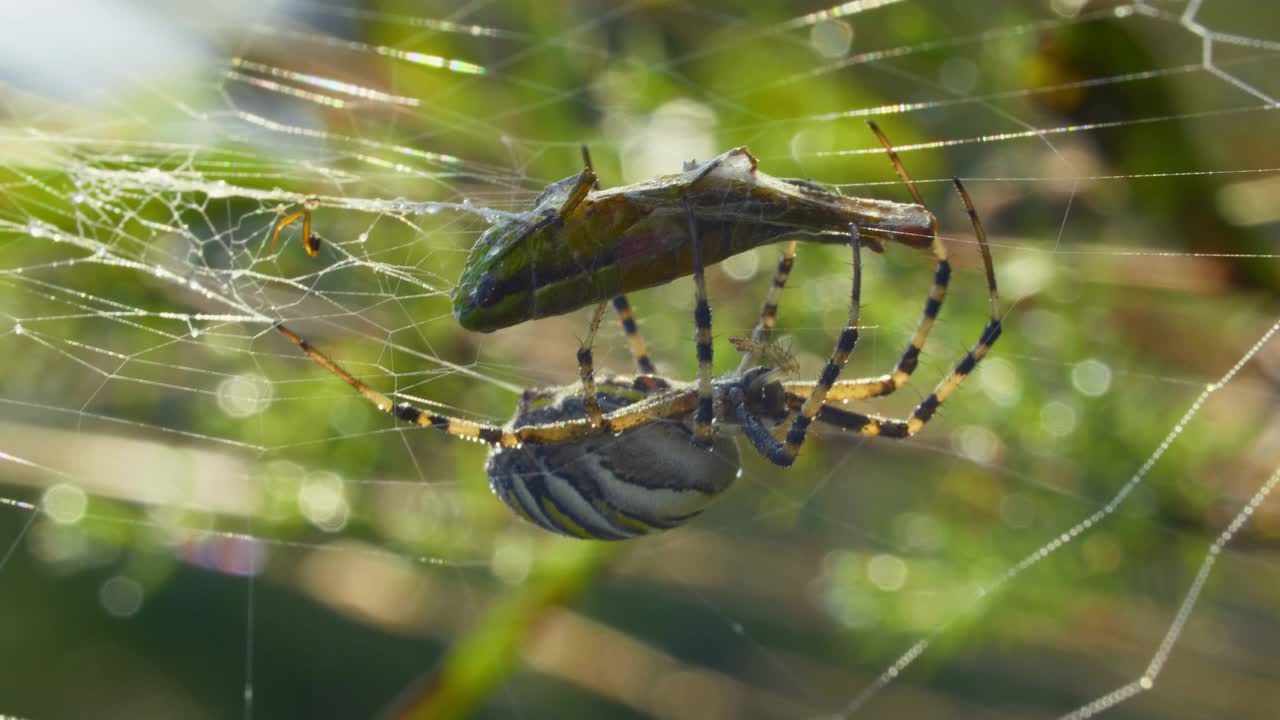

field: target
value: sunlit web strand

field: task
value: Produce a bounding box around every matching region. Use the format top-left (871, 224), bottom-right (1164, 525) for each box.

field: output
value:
top-left (0, 396), bottom-right (263, 451)
top-left (735, 63), bottom-right (1209, 128)
top-left (4, 494), bottom-right (488, 571)
top-left (736, 6), bottom-right (1120, 97)
top-left (70, 164), bottom-right (523, 224)
top-left (1059, 463), bottom-right (1280, 720)
top-left (819, 103), bottom-right (1278, 157)
top-left (299, 5), bottom-right (522, 40)
top-left (1176, 0), bottom-right (1280, 105)
top-left (836, 314), bottom-right (1280, 717)
top-left (246, 26), bottom-right (486, 76)
top-left (0, 449), bottom-right (484, 571)
top-left (229, 58), bottom-right (422, 108)
top-left (640, 0), bottom-right (905, 75)
top-left (223, 70), bottom-right (349, 110)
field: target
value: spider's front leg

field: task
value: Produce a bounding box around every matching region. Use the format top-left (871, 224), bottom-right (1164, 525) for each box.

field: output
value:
top-left (736, 239), bottom-right (798, 373)
top-left (733, 225), bottom-right (863, 467)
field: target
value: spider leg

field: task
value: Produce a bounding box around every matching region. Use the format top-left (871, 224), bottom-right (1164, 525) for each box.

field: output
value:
top-left (275, 322), bottom-right (707, 447)
top-left (579, 145), bottom-right (658, 375)
top-left (687, 198), bottom-right (716, 448)
top-left (274, 322), bottom-right (519, 446)
top-left (612, 294), bottom-right (657, 373)
top-left (733, 226), bottom-right (862, 466)
top-left (785, 177), bottom-right (1002, 438)
top-left (798, 121), bottom-right (950, 403)
top-left (575, 301), bottom-right (609, 428)
top-left (568, 146), bottom-right (609, 428)
top-left (735, 239), bottom-right (798, 373)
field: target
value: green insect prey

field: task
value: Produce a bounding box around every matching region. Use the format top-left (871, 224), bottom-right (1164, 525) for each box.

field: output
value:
top-left (450, 147), bottom-right (935, 332)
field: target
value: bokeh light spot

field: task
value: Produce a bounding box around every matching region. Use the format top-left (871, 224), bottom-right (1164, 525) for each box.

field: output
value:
top-left (1072, 358), bottom-right (1113, 397)
top-left (867, 553), bottom-right (908, 592)
top-left (43, 483), bottom-right (88, 525)
top-left (1040, 399), bottom-right (1079, 437)
top-left (810, 20), bottom-right (853, 58)
top-left (99, 575), bottom-right (144, 618)
top-left (216, 372), bottom-right (273, 418)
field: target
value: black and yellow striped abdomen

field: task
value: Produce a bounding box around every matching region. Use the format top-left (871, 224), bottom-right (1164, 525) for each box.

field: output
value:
top-left (487, 383), bottom-right (741, 540)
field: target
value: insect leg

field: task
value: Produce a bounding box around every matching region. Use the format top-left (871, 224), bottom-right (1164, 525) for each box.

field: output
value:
top-left (736, 239), bottom-right (798, 373)
top-left (687, 199), bottom-right (716, 448)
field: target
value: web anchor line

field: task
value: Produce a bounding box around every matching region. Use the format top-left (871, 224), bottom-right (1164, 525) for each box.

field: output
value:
top-left (839, 315), bottom-right (1280, 717)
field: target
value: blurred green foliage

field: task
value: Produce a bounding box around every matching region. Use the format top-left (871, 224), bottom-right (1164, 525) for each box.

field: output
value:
top-left (1, 1), bottom-right (1279, 719)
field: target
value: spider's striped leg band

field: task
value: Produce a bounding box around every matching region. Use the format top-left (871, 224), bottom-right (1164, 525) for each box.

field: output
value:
top-left (809, 120), bottom-right (953, 404)
top-left (899, 177), bottom-right (1003, 435)
top-left (273, 322), bottom-right (519, 447)
top-left (800, 253), bottom-right (949, 403)
top-left (581, 146), bottom-right (658, 377)
top-left (686, 198), bottom-right (716, 448)
top-left (788, 316), bottom-right (1002, 439)
top-left (276, 322), bottom-right (715, 451)
top-left (576, 301), bottom-right (610, 429)
top-left (612, 294), bottom-right (657, 374)
top-left (779, 176), bottom-right (1003, 443)
top-left (736, 227), bottom-right (863, 467)
top-left (736, 239), bottom-right (798, 373)
top-left (778, 227), bottom-right (862, 464)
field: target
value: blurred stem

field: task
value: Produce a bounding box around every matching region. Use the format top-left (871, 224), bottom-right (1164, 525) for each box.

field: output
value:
top-left (384, 541), bottom-right (619, 720)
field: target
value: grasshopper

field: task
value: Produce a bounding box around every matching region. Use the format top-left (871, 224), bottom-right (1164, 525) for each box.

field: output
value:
top-left (450, 145), bottom-right (936, 333)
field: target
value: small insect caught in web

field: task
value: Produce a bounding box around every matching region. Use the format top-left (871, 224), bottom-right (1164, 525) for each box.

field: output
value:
top-left (269, 195), bottom-right (322, 257)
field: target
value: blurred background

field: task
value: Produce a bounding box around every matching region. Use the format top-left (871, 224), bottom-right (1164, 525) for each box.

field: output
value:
top-left (1, 0), bottom-right (1279, 718)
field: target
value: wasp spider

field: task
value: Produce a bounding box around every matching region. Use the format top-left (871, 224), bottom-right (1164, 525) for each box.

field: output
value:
top-left (272, 134), bottom-right (1001, 540)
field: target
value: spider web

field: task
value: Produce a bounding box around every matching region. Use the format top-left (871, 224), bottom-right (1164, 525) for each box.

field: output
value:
top-left (2, 1), bottom-right (1280, 718)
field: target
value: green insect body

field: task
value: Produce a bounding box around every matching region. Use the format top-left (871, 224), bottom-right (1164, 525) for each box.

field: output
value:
top-left (451, 147), bottom-right (935, 332)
